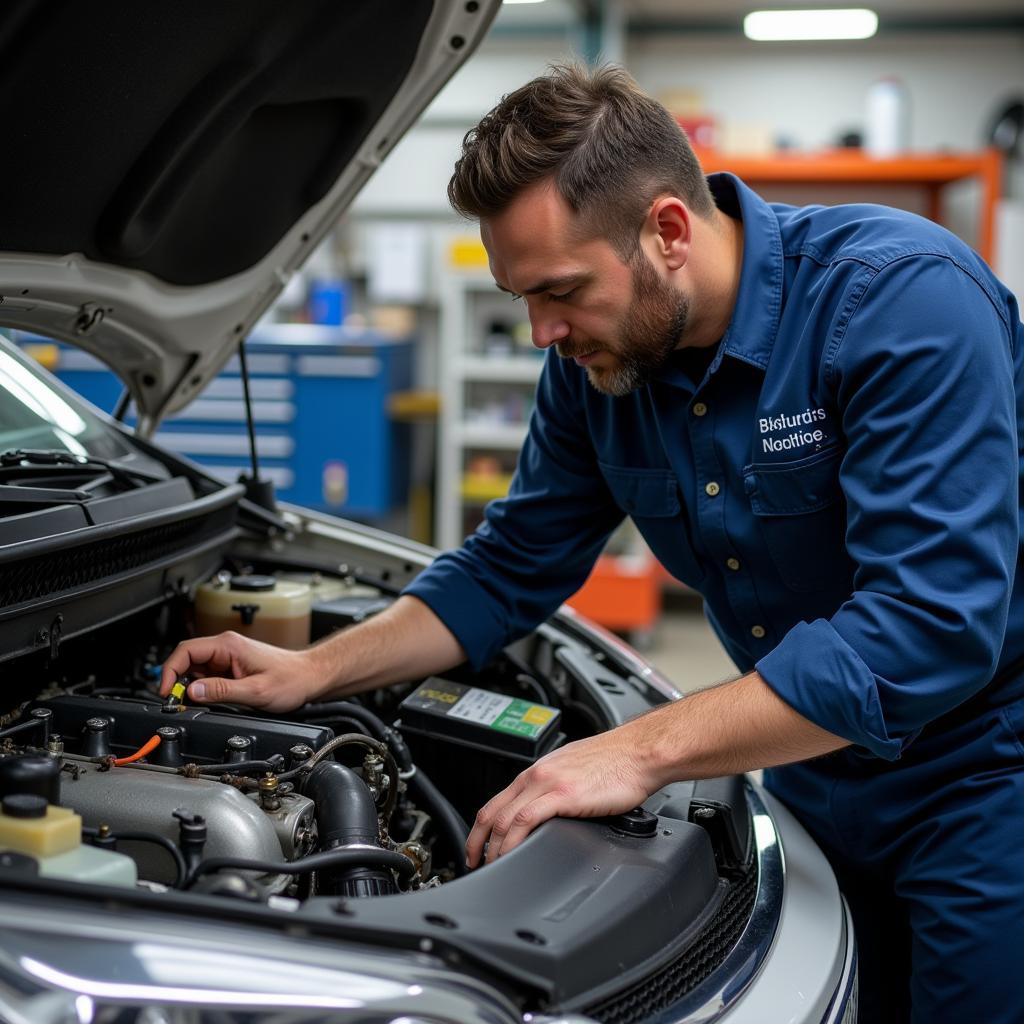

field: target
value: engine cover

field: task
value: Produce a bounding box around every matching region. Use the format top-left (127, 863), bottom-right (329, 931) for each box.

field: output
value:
top-left (60, 758), bottom-right (314, 884)
top-left (30, 694), bottom-right (333, 765)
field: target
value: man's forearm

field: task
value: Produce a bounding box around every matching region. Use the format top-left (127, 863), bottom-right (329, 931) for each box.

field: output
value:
top-left (306, 594), bottom-right (467, 699)
top-left (634, 670), bottom-right (850, 786)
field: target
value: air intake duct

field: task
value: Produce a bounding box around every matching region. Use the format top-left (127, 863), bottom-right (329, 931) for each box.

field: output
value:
top-left (301, 761), bottom-right (396, 897)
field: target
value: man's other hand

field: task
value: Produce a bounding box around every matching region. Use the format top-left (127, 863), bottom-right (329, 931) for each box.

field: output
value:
top-left (158, 632), bottom-right (326, 713)
top-left (465, 725), bottom-right (656, 867)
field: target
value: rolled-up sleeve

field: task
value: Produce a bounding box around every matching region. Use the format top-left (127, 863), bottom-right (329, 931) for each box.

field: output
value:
top-left (404, 353), bottom-right (624, 669)
top-left (757, 255), bottom-right (1018, 759)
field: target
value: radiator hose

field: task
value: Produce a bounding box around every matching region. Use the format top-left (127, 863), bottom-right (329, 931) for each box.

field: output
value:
top-left (301, 761), bottom-right (396, 897)
top-left (301, 701), bottom-right (470, 876)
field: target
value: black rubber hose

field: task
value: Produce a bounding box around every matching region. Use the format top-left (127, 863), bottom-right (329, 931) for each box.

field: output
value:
top-left (83, 826), bottom-right (187, 889)
top-left (303, 761), bottom-right (379, 848)
top-left (187, 846), bottom-right (415, 885)
top-left (301, 701), bottom-right (413, 769)
top-left (302, 761), bottom-right (397, 896)
top-left (408, 769), bottom-right (470, 878)
top-left (301, 701), bottom-right (470, 877)
top-left (304, 716), bottom-right (373, 738)
top-left (0, 718), bottom-right (46, 742)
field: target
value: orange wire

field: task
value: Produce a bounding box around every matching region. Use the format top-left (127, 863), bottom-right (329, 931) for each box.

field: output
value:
top-left (112, 734), bottom-right (162, 766)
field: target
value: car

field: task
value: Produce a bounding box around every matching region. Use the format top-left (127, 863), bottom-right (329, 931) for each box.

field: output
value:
top-left (0, 3), bottom-right (856, 1023)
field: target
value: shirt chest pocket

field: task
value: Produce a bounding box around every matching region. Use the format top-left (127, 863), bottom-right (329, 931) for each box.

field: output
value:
top-left (599, 463), bottom-right (706, 586)
top-left (743, 447), bottom-right (851, 592)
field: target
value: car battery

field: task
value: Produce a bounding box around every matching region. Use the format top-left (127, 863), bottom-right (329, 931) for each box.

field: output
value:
top-left (397, 679), bottom-right (564, 821)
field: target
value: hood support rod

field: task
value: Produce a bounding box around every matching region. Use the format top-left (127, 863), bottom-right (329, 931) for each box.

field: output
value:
top-left (237, 336), bottom-right (276, 513)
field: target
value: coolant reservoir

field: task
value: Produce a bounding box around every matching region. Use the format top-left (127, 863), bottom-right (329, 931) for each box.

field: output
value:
top-left (0, 794), bottom-right (137, 888)
top-left (195, 574), bottom-right (312, 649)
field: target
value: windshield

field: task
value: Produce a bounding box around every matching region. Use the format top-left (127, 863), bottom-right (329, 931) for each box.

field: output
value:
top-left (0, 339), bottom-right (132, 461)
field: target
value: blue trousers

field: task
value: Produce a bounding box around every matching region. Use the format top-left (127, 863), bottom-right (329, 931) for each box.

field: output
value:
top-left (765, 695), bottom-right (1024, 1024)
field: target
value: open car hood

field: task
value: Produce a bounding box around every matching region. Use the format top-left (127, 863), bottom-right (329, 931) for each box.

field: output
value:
top-left (0, 0), bottom-right (498, 432)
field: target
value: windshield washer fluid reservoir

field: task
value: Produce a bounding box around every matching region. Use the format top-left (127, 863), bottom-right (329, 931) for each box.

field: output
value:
top-left (0, 794), bottom-right (137, 888)
top-left (195, 574), bottom-right (312, 648)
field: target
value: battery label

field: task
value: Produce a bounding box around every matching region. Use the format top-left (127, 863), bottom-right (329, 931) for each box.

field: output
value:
top-left (448, 687), bottom-right (513, 725)
top-left (491, 699), bottom-right (556, 739)
top-left (447, 688), bottom-right (556, 740)
top-left (402, 679), bottom-right (560, 750)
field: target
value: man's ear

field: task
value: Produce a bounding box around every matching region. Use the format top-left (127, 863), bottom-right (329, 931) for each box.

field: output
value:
top-left (646, 196), bottom-right (691, 271)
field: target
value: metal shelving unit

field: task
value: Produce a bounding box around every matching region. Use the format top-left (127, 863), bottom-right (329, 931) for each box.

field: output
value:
top-left (437, 269), bottom-right (542, 549)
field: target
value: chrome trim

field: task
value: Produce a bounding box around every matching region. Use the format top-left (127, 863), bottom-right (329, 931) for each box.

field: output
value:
top-left (822, 897), bottom-right (858, 1024)
top-left (642, 783), bottom-right (783, 1024)
top-left (0, 902), bottom-right (522, 1024)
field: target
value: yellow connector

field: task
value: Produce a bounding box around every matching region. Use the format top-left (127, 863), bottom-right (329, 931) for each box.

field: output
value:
top-left (164, 680), bottom-right (187, 710)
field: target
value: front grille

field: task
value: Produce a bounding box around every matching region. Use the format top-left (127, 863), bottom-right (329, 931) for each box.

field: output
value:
top-left (0, 505), bottom-right (236, 609)
top-left (583, 862), bottom-right (758, 1024)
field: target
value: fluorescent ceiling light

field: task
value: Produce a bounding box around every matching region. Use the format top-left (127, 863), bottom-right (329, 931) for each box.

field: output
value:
top-left (503, 0), bottom-right (546, 4)
top-left (744, 8), bottom-right (878, 41)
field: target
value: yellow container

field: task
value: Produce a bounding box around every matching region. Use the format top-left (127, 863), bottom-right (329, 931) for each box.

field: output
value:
top-left (195, 574), bottom-right (311, 649)
top-left (0, 801), bottom-right (80, 858)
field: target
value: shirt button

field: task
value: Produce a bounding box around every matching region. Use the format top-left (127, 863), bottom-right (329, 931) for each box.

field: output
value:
top-left (751, 625), bottom-right (766, 639)
top-left (692, 402), bottom-right (708, 417)
top-left (726, 557), bottom-right (741, 571)
top-left (705, 481), bottom-right (720, 497)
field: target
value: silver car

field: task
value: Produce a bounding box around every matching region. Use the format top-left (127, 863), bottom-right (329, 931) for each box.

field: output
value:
top-left (0, 3), bottom-right (855, 1022)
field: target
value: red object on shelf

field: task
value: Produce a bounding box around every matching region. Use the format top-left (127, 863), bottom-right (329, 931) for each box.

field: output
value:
top-left (676, 116), bottom-right (716, 150)
top-left (566, 554), bottom-right (662, 633)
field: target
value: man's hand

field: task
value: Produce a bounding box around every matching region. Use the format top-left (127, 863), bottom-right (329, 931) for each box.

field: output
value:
top-left (466, 721), bottom-right (658, 866)
top-left (159, 632), bottom-right (327, 713)
top-left (465, 671), bottom-right (849, 867)
top-left (158, 595), bottom-right (468, 713)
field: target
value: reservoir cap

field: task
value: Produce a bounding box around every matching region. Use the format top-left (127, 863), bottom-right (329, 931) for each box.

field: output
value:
top-left (2, 794), bottom-right (48, 819)
top-left (229, 575), bottom-right (276, 592)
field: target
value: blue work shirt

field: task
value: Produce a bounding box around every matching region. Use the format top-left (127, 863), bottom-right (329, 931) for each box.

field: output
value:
top-left (406, 173), bottom-right (1024, 761)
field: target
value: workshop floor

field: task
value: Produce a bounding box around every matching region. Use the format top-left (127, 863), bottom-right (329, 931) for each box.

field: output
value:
top-left (641, 601), bottom-right (738, 695)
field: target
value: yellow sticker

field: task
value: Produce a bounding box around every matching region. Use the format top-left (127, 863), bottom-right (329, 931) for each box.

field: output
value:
top-left (420, 688), bottom-right (459, 704)
top-left (448, 237), bottom-right (489, 269)
top-left (523, 706), bottom-right (555, 726)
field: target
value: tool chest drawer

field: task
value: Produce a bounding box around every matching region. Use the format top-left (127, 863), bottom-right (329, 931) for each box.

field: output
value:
top-left (17, 324), bottom-right (412, 519)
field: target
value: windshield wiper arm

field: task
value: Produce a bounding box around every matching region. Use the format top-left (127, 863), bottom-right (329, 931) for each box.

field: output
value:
top-left (0, 449), bottom-right (163, 486)
top-left (0, 483), bottom-right (91, 506)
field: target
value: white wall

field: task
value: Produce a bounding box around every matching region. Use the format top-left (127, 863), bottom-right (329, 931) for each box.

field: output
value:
top-left (355, 28), bottom-right (1024, 217)
top-left (350, 25), bottom-right (1024, 329)
top-left (631, 31), bottom-right (1024, 153)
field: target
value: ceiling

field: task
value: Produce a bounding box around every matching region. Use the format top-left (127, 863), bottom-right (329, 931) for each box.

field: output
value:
top-left (627, 0), bottom-right (1024, 13)
top-left (497, 0), bottom-right (1024, 27)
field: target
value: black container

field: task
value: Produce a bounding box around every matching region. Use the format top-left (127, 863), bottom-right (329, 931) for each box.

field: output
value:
top-left (397, 678), bottom-right (564, 822)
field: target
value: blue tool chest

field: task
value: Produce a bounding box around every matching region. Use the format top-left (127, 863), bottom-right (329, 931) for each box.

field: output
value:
top-left (16, 324), bottom-right (412, 519)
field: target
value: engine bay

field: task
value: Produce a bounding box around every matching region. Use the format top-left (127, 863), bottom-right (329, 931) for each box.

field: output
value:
top-left (0, 551), bottom-right (761, 1012)
top-left (0, 567), bottom-right (626, 902)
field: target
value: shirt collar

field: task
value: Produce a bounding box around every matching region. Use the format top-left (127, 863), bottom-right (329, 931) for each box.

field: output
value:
top-left (709, 172), bottom-right (784, 371)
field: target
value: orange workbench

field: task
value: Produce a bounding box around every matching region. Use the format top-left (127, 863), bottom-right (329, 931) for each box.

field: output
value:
top-left (696, 148), bottom-right (1003, 266)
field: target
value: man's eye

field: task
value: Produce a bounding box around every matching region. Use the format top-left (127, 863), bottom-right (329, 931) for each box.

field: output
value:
top-left (510, 294), bottom-right (524, 303)
top-left (549, 289), bottom-right (577, 303)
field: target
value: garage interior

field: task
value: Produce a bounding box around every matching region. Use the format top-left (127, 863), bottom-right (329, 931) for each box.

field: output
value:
top-left (11, 0), bottom-right (1024, 697)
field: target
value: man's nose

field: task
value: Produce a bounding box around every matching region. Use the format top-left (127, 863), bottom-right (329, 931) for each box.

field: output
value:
top-left (530, 309), bottom-right (570, 349)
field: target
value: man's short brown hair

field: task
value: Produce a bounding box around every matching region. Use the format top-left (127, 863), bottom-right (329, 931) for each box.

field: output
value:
top-left (448, 63), bottom-right (715, 259)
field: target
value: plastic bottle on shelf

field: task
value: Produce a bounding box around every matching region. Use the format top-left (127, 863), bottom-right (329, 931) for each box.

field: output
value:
top-left (865, 77), bottom-right (910, 158)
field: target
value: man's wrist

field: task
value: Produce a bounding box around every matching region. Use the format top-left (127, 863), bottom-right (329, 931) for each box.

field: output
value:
top-left (625, 705), bottom-right (686, 792)
top-left (302, 634), bottom-right (351, 701)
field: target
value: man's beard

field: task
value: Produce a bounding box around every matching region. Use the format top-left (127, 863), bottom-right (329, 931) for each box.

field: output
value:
top-left (556, 251), bottom-right (690, 397)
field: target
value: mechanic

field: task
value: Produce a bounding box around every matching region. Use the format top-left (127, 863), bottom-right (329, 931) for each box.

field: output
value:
top-left (162, 65), bottom-right (1024, 1023)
